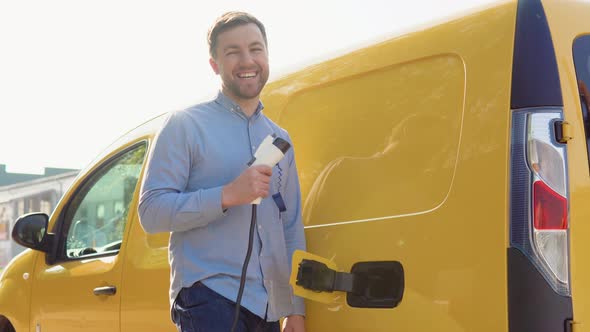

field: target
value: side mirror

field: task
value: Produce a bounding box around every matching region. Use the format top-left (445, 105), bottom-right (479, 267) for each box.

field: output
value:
top-left (12, 213), bottom-right (52, 252)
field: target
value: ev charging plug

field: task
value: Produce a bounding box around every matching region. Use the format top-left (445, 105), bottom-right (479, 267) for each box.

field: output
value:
top-left (249, 134), bottom-right (291, 204)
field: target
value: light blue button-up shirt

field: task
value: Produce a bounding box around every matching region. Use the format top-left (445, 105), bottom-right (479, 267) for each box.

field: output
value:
top-left (138, 92), bottom-right (306, 321)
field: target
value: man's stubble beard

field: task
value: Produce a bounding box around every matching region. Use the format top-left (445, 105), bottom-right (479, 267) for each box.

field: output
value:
top-left (223, 70), bottom-right (269, 101)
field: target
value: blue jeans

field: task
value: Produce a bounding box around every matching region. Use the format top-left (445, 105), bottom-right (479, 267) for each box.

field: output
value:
top-left (172, 282), bottom-right (280, 332)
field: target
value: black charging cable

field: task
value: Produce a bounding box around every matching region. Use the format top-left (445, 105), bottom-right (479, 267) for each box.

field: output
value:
top-left (230, 204), bottom-right (257, 332)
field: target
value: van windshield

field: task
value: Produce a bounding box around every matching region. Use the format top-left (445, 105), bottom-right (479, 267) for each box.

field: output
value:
top-left (573, 35), bottom-right (590, 166)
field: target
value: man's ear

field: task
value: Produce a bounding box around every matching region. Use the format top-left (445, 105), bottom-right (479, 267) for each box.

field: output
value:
top-left (209, 57), bottom-right (220, 75)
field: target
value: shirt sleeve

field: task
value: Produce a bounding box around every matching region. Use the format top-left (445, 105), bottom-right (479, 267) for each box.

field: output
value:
top-left (138, 111), bottom-right (226, 234)
top-left (282, 137), bottom-right (307, 317)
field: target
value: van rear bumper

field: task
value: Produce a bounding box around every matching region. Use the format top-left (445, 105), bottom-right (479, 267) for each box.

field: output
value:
top-left (508, 248), bottom-right (572, 331)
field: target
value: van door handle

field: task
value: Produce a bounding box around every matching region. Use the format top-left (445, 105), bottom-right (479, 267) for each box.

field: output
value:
top-left (93, 286), bottom-right (117, 296)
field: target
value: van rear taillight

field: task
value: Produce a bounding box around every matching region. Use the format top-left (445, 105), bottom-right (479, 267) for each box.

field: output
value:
top-left (510, 109), bottom-right (571, 296)
top-left (533, 181), bottom-right (568, 230)
top-left (508, 2), bottom-right (573, 329)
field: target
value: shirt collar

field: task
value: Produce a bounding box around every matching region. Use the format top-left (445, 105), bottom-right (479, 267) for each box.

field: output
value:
top-left (215, 91), bottom-right (264, 120)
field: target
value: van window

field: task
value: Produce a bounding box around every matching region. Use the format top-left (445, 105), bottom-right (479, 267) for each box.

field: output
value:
top-left (62, 142), bottom-right (147, 258)
top-left (573, 35), bottom-right (590, 167)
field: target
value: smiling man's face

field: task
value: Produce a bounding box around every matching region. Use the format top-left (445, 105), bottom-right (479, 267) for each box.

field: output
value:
top-left (210, 23), bottom-right (269, 105)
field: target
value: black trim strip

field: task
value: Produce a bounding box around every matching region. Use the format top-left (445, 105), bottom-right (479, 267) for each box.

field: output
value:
top-left (508, 248), bottom-right (572, 331)
top-left (511, 0), bottom-right (563, 108)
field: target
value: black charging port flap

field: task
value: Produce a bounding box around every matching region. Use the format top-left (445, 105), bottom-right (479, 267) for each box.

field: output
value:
top-left (296, 259), bottom-right (404, 308)
top-left (347, 261), bottom-right (404, 309)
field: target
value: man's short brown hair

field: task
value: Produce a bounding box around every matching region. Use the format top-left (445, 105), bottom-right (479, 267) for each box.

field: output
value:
top-left (207, 11), bottom-right (267, 58)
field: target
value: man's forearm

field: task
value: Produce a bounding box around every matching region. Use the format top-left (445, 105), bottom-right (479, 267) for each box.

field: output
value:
top-left (138, 186), bottom-right (225, 234)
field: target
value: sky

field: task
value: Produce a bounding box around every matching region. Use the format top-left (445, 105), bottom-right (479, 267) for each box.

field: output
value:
top-left (0, 0), bottom-right (500, 174)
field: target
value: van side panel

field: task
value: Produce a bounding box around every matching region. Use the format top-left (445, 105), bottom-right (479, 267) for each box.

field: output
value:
top-left (281, 54), bottom-right (465, 226)
top-left (264, 2), bottom-right (517, 331)
top-left (543, 0), bottom-right (590, 329)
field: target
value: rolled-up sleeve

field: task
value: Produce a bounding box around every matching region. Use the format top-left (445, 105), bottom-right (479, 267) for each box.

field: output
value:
top-left (282, 139), bottom-right (307, 316)
top-left (138, 111), bottom-right (226, 234)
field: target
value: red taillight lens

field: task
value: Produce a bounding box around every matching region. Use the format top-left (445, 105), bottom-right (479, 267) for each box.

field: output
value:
top-left (533, 180), bottom-right (568, 230)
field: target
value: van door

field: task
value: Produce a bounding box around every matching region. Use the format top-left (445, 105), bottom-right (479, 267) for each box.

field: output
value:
top-left (120, 209), bottom-right (174, 331)
top-left (571, 34), bottom-right (590, 330)
top-left (541, 0), bottom-right (590, 328)
top-left (28, 142), bottom-right (147, 332)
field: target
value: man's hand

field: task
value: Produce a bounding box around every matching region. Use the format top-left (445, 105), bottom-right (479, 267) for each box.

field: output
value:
top-left (282, 315), bottom-right (305, 332)
top-left (222, 165), bottom-right (272, 209)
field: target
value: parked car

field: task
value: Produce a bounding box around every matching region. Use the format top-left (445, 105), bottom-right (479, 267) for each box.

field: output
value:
top-left (2, 0), bottom-right (590, 330)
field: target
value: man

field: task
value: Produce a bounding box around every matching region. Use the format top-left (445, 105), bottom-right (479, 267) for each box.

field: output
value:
top-left (138, 11), bottom-right (306, 332)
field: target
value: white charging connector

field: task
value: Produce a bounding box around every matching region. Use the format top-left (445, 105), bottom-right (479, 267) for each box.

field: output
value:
top-left (249, 134), bottom-right (291, 204)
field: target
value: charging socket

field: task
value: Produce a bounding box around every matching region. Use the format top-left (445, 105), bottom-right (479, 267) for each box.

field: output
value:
top-left (294, 257), bottom-right (404, 309)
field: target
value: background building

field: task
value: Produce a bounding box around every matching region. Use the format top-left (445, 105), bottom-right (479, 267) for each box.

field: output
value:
top-left (0, 164), bottom-right (78, 267)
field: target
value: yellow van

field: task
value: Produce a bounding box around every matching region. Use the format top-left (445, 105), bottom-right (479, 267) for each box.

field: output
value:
top-left (2, 0), bottom-right (590, 331)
